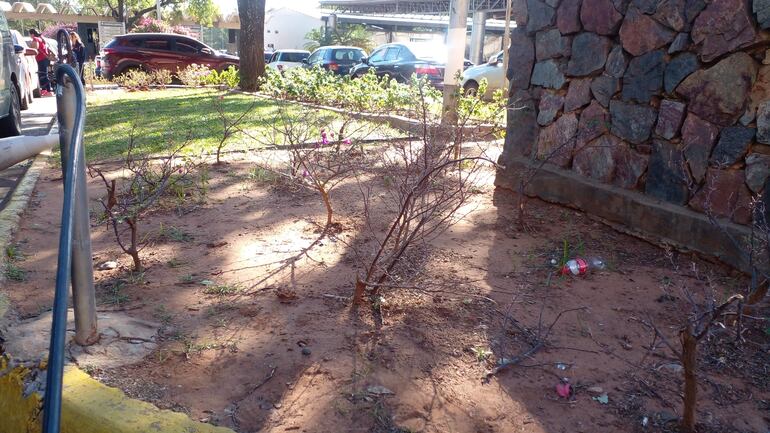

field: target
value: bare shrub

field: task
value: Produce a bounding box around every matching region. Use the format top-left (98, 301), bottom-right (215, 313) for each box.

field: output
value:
top-left (89, 133), bottom-right (197, 272)
top-left (352, 79), bottom-right (497, 306)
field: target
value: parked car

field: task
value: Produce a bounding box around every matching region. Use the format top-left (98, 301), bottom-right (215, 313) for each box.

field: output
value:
top-left (349, 42), bottom-right (473, 87)
top-left (94, 54), bottom-right (103, 77)
top-left (264, 50), bottom-right (274, 63)
top-left (11, 29), bottom-right (38, 108)
top-left (460, 50), bottom-right (505, 98)
top-left (101, 33), bottom-right (239, 79)
top-left (0, 11), bottom-right (23, 136)
top-left (305, 45), bottom-right (366, 75)
top-left (267, 49), bottom-right (310, 72)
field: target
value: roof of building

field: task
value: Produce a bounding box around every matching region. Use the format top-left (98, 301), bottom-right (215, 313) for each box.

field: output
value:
top-left (319, 0), bottom-right (509, 15)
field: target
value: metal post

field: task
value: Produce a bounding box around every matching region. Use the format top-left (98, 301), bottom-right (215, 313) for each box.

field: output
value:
top-left (57, 71), bottom-right (98, 346)
top-left (441, 0), bottom-right (470, 124)
top-left (470, 11), bottom-right (488, 65)
top-left (156, 0), bottom-right (162, 20)
top-left (502, 0), bottom-right (513, 94)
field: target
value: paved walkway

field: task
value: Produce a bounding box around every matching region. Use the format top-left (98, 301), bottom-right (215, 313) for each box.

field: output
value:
top-left (0, 96), bottom-right (57, 211)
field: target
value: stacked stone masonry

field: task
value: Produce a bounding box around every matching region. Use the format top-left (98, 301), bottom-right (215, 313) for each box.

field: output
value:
top-left (503, 0), bottom-right (770, 227)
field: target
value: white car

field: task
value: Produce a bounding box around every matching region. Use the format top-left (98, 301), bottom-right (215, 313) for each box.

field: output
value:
top-left (267, 49), bottom-right (310, 73)
top-left (460, 50), bottom-right (505, 98)
top-left (12, 30), bottom-right (39, 107)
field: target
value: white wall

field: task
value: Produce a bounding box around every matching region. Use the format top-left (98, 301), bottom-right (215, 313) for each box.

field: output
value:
top-left (264, 7), bottom-right (323, 50)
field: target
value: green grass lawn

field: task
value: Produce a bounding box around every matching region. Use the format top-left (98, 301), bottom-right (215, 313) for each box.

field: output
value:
top-left (83, 87), bottom-right (403, 162)
top-left (84, 88), bottom-right (287, 161)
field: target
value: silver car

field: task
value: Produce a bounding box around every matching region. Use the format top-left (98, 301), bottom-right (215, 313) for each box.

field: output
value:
top-left (460, 50), bottom-right (505, 98)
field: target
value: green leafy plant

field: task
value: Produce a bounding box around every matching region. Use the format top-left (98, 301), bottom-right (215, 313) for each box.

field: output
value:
top-left (4, 263), bottom-right (26, 282)
top-left (201, 280), bottom-right (242, 296)
top-left (158, 223), bottom-right (193, 242)
top-left (177, 63), bottom-right (213, 87)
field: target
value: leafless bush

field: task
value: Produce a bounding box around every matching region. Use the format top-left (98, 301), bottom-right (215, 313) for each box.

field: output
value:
top-left (88, 133), bottom-right (197, 272)
top-left (352, 81), bottom-right (497, 306)
top-left (212, 92), bottom-right (259, 165)
top-left (260, 105), bottom-right (383, 231)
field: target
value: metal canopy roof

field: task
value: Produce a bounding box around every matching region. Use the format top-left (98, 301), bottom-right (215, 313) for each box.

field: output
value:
top-left (319, 0), bottom-right (509, 15)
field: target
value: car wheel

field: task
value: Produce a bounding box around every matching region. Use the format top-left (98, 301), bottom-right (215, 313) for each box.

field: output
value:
top-left (463, 81), bottom-right (479, 97)
top-left (0, 84), bottom-right (23, 137)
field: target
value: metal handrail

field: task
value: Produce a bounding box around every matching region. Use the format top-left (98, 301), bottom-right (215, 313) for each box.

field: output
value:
top-left (42, 64), bottom-right (86, 433)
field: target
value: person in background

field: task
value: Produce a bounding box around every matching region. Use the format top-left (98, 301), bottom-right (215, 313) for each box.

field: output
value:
top-left (28, 28), bottom-right (52, 96)
top-left (70, 31), bottom-right (86, 84)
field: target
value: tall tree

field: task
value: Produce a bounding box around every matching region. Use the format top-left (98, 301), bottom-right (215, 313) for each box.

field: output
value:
top-left (304, 24), bottom-right (374, 52)
top-left (236, 0), bottom-right (266, 92)
top-left (78, 0), bottom-right (218, 29)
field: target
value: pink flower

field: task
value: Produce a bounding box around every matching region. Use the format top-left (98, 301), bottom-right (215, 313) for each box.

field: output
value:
top-left (322, 137), bottom-right (329, 145)
top-left (343, 138), bottom-right (351, 145)
top-left (302, 170), bottom-right (309, 177)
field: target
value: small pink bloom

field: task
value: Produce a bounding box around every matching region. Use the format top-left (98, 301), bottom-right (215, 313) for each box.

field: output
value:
top-left (343, 138), bottom-right (351, 145)
top-left (322, 137), bottom-right (329, 145)
top-left (302, 170), bottom-right (309, 177)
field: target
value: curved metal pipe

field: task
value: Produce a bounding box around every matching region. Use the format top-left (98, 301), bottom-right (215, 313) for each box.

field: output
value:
top-left (42, 64), bottom-right (86, 433)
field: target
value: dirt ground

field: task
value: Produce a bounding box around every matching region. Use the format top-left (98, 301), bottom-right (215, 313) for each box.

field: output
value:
top-left (3, 144), bottom-right (769, 433)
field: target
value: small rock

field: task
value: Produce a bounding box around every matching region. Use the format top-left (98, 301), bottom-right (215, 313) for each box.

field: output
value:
top-left (619, 6), bottom-right (676, 56)
top-left (605, 45), bottom-right (628, 78)
top-left (645, 139), bottom-right (690, 205)
top-left (622, 50), bottom-right (665, 103)
top-left (659, 363), bottom-right (684, 373)
top-left (536, 29), bottom-right (571, 60)
top-left (557, 0), bottom-right (583, 34)
top-left (757, 101), bottom-right (770, 145)
top-left (273, 402), bottom-right (282, 409)
top-left (527, 0), bottom-right (556, 33)
top-left (567, 32), bottom-right (612, 76)
top-left (610, 100), bottom-right (657, 144)
top-left (668, 32), bottom-right (689, 54)
top-left (711, 127), bottom-right (755, 166)
top-left (531, 59), bottom-right (567, 89)
top-left (301, 347), bottom-right (312, 356)
top-left (664, 52), bottom-right (699, 94)
top-left (96, 261), bottom-right (118, 271)
top-left (537, 92), bottom-right (565, 125)
top-left (367, 385), bottom-right (395, 396)
top-left (587, 386), bottom-right (604, 395)
top-left (564, 78), bottom-right (592, 112)
top-left (655, 99), bottom-right (686, 140)
top-left (746, 153), bottom-right (770, 192)
top-left (591, 74), bottom-right (619, 107)
top-left (676, 52), bottom-right (757, 127)
top-left (691, 0), bottom-right (756, 62)
top-left (682, 113), bottom-right (719, 183)
top-left (580, 0), bottom-right (623, 35)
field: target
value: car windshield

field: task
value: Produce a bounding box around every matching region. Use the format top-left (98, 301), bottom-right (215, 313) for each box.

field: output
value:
top-left (408, 43), bottom-right (447, 62)
top-left (332, 49), bottom-right (364, 61)
top-left (282, 52), bottom-right (309, 62)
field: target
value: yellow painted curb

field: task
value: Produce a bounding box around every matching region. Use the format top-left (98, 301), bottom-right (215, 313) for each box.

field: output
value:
top-left (0, 359), bottom-right (235, 433)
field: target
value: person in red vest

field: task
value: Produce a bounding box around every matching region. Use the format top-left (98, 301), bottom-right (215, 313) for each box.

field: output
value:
top-left (28, 28), bottom-right (52, 96)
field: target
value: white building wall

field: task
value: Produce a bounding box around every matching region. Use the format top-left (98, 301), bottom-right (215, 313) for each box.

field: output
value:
top-left (264, 7), bottom-right (323, 50)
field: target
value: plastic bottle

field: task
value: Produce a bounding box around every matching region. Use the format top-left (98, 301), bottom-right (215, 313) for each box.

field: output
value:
top-left (560, 257), bottom-right (606, 276)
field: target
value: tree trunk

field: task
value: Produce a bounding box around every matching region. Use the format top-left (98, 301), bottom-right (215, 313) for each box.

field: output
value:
top-left (681, 327), bottom-right (698, 433)
top-left (237, 0), bottom-right (266, 92)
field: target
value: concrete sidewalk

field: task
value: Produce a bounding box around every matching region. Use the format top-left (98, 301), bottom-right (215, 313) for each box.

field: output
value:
top-left (0, 96), bottom-right (57, 211)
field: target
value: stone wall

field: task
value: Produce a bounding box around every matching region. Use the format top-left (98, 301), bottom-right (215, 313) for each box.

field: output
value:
top-left (499, 0), bottom-right (770, 229)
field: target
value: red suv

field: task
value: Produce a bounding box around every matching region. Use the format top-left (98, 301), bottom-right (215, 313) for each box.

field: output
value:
top-left (102, 33), bottom-right (238, 79)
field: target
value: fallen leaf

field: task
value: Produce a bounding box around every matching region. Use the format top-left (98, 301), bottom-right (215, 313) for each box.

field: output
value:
top-left (556, 382), bottom-right (571, 398)
top-left (276, 289), bottom-right (298, 303)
